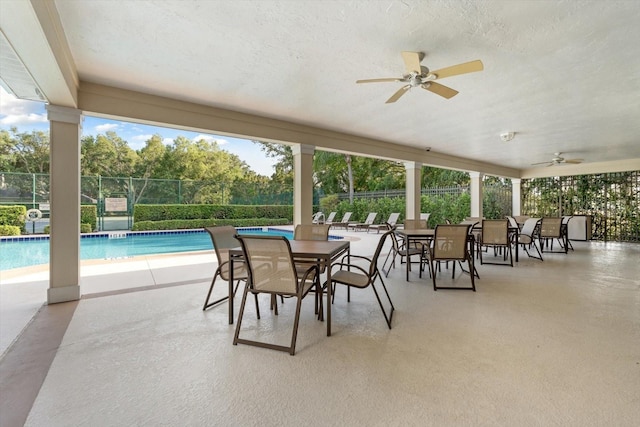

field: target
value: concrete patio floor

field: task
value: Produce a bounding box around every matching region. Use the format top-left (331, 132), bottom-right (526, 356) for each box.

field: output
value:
top-left (1, 229), bottom-right (639, 426)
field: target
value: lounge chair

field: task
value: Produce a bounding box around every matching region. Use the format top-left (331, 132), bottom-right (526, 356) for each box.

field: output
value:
top-left (348, 212), bottom-right (377, 232)
top-left (329, 212), bottom-right (352, 229)
top-left (324, 211), bottom-right (337, 224)
top-left (312, 211), bottom-right (325, 224)
top-left (369, 212), bottom-right (400, 233)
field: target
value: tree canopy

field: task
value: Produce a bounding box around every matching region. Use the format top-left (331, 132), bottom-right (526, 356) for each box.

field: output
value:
top-left (2, 126), bottom-right (472, 200)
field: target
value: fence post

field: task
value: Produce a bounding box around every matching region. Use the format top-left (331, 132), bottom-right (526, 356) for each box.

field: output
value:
top-left (32, 173), bottom-right (36, 208)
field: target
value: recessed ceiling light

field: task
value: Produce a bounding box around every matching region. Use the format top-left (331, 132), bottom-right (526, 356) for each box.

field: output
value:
top-left (500, 132), bottom-right (515, 142)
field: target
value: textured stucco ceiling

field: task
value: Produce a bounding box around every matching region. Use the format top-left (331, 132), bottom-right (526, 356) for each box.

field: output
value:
top-left (32, 1), bottom-right (640, 172)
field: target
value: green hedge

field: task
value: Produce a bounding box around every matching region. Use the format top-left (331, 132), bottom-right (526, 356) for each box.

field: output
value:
top-left (133, 204), bottom-right (293, 222)
top-left (0, 205), bottom-right (27, 228)
top-left (0, 225), bottom-right (21, 236)
top-left (132, 218), bottom-right (290, 231)
top-left (81, 205), bottom-right (97, 231)
top-left (44, 223), bottom-right (93, 234)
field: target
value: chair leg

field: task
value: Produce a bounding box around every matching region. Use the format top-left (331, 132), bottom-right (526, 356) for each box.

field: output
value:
top-left (523, 240), bottom-right (544, 260)
top-left (232, 283), bottom-right (251, 345)
top-left (382, 248), bottom-right (397, 277)
top-left (370, 272), bottom-right (395, 329)
top-left (289, 294), bottom-right (304, 355)
top-left (203, 269), bottom-right (223, 310)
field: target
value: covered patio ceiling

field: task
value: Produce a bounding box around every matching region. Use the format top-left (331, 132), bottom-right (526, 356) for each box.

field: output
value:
top-left (2, 0), bottom-right (639, 178)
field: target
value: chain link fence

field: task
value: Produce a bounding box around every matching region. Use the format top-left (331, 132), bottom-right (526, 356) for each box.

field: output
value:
top-left (2, 171), bottom-right (638, 241)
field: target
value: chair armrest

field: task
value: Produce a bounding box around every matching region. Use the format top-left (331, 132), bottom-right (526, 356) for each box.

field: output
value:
top-left (298, 264), bottom-right (319, 290)
top-left (330, 262), bottom-right (368, 276)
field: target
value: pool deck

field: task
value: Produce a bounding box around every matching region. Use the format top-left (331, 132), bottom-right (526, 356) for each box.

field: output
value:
top-left (1, 227), bottom-right (640, 426)
top-left (0, 225), bottom-right (376, 356)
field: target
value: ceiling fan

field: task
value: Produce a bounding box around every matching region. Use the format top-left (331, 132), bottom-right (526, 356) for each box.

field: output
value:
top-left (356, 51), bottom-right (483, 103)
top-left (531, 152), bottom-right (584, 167)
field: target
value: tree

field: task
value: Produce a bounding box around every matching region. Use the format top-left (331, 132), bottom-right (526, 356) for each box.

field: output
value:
top-left (81, 131), bottom-right (138, 177)
top-left (3, 127), bottom-right (49, 174)
top-left (422, 166), bottom-right (469, 188)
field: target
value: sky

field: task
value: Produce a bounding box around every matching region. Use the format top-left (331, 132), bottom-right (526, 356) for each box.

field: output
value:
top-left (0, 87), bottom-right (277, 176)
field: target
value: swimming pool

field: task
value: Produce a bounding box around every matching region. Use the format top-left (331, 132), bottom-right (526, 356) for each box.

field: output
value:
top-left (0, 228), bottom-right (343, 270)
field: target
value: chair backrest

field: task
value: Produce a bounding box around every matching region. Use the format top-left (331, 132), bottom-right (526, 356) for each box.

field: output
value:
top-left (506, 215), bottom-right (519, 229)
top-left (369, 230), bottom-right (393, 277)
top-left (420, 213), bottom-right (431, 226)
top-left (363, 212), bottom-right (377, 224)
top-left (236, 235), bottom-right (298, 295)
top-left (519, 218), bottom-right (541, 243)
top-left (403, 219), bottom-right (428, 229)
top-left (561, 215), bottom-right (572, 225)
top-left (294, 224), bottom-right (330, 241)
top-left (481, 219), bottom-right (509, 245)
top-left (540, 217), bottom-right (562, 238)
top-left (325, 212), bottom-right (337, 223)
top-left (340, 212), bottom-right (352, 222)
top-left (386, 212), bottom-right (400, 226)
top-left (459, 219), bottom-right (479, 230)
top-left (432, 224), bottom-right (472, 260)
top-left (514, 215), bottom-right (530, 225)
top-left (205, 226), bottom-right (244, 280)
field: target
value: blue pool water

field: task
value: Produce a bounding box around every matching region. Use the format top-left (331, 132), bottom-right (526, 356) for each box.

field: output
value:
top-left (0, 228), bottom-right (342, 270)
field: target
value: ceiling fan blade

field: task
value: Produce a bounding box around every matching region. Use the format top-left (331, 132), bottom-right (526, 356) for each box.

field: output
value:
top-left (401, 51), bottom-right (422, 74)
top-left (422, 82), bottom-right (458, 99)
top-left (356, 78), bottom-right (402, 84)
top-left (431, 60), bottom-right (484, 80)
top-left (564, 159), bottom-right (584, 164)
top-left (531, 161), bottom-right (552, 166)
top-left (385, 85), bottom-right (411, 104)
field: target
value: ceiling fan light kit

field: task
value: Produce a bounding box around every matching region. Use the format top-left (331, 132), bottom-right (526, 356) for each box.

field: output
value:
top-left (356, 51), bottom-right (483, 103)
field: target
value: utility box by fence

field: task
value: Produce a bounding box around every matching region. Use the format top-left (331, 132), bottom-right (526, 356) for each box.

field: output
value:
top-left (568, 215), bottom-right (593, 241)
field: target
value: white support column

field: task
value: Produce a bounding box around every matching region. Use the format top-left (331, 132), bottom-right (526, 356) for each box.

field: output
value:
top-left (292, 144), bottom-right (315, 225)
top-left (404, 161), bottom-right (422, 220)
top-left (469, 172), bottom-right (484, 218)
top-left (47, 105), bottom-right (83, 304)
top-left (511, 178), bottom-right (522, 216)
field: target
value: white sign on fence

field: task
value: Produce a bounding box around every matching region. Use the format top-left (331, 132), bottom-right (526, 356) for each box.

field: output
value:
top-left (105, 198), bottom-right (128, 212)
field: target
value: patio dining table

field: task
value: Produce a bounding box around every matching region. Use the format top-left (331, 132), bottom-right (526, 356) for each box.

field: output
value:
top-left (228, 239), bottom-right (350, 336)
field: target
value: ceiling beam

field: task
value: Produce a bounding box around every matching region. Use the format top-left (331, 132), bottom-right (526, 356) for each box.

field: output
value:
top-left (0, 0), bottom-right (77, 106)
top-left (78, 81), bottom-right (521, 178)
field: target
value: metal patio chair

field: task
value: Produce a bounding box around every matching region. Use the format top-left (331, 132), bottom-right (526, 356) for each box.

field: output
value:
top-left (382, 224), bottom-right (425, 278)
top-left (518, 218), bottom-right (543, 260)
top-left (479, 219), bottom-right (513, 266)
top-left (540, 217), bottom-right (567, 254)
top-left (329, 230), bottom-right (395, 328)
top-left (203, 226), bottom-right (259, 314)
top-left (424, 224), bottom-right (476, 291)
top-left (233, 235), bottom-right (320, 355)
